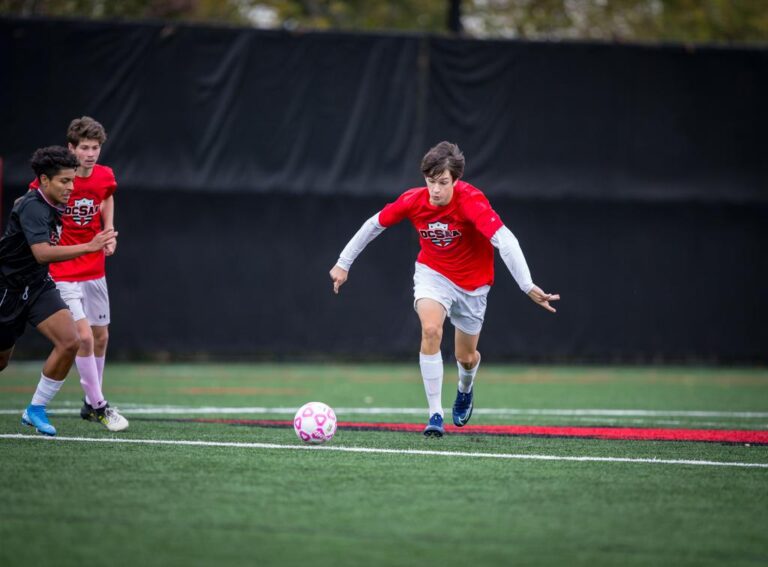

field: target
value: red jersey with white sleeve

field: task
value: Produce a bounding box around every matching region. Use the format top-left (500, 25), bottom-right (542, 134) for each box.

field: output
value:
top-left (378, 181), bottom-right (504, 291)
top-left (29, 164), bottom-right (117, 281)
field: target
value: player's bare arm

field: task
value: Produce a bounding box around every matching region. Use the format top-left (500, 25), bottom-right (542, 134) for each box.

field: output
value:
top-left (527, 285), bottom-right (560, 313)
top-left (31, 228), bottom-right (117, 264)
top-left (329, 265), bottom-right (348, 294)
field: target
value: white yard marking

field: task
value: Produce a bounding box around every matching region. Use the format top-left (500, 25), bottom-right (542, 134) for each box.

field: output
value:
top-left (1, 434), bottom-right (766, 469)
top-left (1, 406), bottom-right (766, 418)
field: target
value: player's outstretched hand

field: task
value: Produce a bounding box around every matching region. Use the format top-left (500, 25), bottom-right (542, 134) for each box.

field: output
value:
top-left (88, 228), bottom-right (118, 253)
top-left (329, 265), bottom-right (348, 294)
top-left (527, 285), bottom-right (560, 313)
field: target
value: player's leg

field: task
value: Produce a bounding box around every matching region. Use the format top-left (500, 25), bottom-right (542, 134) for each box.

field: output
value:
top-left (92, 324), bottom-right (108, 385)
top-left (416, 298), bottom-right (448, 436)
top-left (455, 328), bottom-right (481, 386)
top-left (414, 263), bottom-right (462, 436)
top-left (418, 297), bottom-right (446, 355)
top-left (0, 288), bottom-right (59, 435)
top-left (87, 324), bottom-right (108, 420)
top-left (74, 317), bottom-right (102, 421)
top-left (82, 278), bottom-right (126, 431)
top-left (75, 318), bottom-right (101, 409)
top-left (449, 291), bottom-right (487, 427)
top-left (0, 289), bottom-right (25, 371)
top-left (452, 328), bottom-right (481, 426)
top-left (0, 346), bottom-right (14, 372)
top-left (23, 307), bottom-right (80, 436)
top-left (57, 281), bottom-right (105, 418)
top-left (83, 277), bottom-right (110, 386)
top-left (36, 308), bottom-right (81, 379)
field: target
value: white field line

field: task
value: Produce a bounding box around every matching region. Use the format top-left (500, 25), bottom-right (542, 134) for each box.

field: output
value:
top-left (1, 434), bottom-right (766, 469)
top-left (1, 406), bottom-right (767, 418)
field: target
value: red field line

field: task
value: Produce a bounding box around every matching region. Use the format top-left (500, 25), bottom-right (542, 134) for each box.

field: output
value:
top-left (186, 418), bottom-right (768, 444)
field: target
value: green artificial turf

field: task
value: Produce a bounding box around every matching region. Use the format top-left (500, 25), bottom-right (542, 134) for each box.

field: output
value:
top-left (1, 362), bottom-right (767, 566)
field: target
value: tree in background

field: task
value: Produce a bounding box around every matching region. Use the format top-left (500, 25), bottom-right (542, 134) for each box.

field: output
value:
top-left (1, 0), bottom-right (766, 43)
top-left (241, 0), bottom-right (452, 32)
top-left (0, 0), bottom-right (242, 21)
top-left (463, 0), bottom-right (768, 43)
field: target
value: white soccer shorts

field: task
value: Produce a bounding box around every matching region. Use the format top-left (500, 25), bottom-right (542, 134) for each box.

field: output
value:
top-left (412, 262), bottom-right (489, 336)
top-left (55, 277), bottom-right (111, 326)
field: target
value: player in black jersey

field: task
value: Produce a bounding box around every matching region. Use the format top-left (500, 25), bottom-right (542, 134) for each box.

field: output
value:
top-left (0, 146), bottom-right (116, 436)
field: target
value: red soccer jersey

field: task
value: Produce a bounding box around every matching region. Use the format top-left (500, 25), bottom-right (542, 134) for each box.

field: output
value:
top-left (29, 164), bottom-right (117, 281)
top-left (378, 180), bottom-right (504, 291)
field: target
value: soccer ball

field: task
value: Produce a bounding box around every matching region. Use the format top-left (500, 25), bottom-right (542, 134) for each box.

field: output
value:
top-left (293, 402), bottom-right (337, 444)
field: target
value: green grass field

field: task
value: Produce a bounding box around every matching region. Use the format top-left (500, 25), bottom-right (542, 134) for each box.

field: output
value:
top-left (1, 362), bottom-right (767, 566)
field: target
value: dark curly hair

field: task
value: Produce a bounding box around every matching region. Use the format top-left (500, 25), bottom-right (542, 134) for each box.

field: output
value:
top-left (30, 146), bottom-right (79, 180)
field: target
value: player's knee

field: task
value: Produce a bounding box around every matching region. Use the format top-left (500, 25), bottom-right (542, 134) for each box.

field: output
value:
top-left (60, 334), bottom-right (81, 357)
top-left (456, 352), bottom-right (476, 368)
top-left (78, 332), bottom-right (94, 352)
top-left (93, 329), bottom-right (109, 351)
top-left (421, 324), bottom-right (443, 343)
top-left (0, 348), bottom-right (13, 372)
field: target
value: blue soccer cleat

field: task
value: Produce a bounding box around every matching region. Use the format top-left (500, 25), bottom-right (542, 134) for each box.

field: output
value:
top-left (452, 389), bottom-right (474, 427)
top-left (21, 404), bottom-right (56, 436)
top-left (423, 413), bottom-right (445, 437)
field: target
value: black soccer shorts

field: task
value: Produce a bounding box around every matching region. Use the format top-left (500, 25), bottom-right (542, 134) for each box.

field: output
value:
top-left (0, 278), bottom-right (68, 350)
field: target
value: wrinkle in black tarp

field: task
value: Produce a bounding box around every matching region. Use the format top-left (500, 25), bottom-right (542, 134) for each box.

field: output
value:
top-left (1, 18), bottom-right (766, 203)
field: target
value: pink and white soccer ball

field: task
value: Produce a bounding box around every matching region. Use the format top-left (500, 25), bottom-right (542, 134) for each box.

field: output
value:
top-left (293, 402), bottom-right (337, 444)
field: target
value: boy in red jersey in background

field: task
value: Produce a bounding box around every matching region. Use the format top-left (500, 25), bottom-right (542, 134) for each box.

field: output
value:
top-left (30, 117), bottom-right (128, 431)
top-left (329, 142), bottom-right (559, 436)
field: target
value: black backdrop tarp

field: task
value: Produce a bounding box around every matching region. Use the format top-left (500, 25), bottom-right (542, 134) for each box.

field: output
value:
top-left (1, 18), bottom-right (767, 362)
top-left (2, 17), bottom-right (767, 202)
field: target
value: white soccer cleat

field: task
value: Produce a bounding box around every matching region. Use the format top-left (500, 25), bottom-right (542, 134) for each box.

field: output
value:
top-left (95, 404), bottom-right (129, 432)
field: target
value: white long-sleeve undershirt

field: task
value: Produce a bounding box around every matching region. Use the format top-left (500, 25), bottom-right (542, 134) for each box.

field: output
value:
top-left (490, 225), bottom-right (534, 294)
top-left (335, 213), bottom-right (534, 294)
top-left (335, 213), bottom-right (386, 271)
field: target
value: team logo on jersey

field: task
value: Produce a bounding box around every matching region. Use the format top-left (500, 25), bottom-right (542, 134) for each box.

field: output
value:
top-left (419, 221), bottom-right (461, 248)
top-left (68, 198), bottom-right (99, 226)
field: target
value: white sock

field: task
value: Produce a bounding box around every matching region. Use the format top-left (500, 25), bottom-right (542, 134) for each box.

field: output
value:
top-left (95, 356), bottom-right (105, 387)
top-left (77, 355), bottom-right (106, 409)
top-left (457, 352), bottom-right (481, 393)
top-left (30, 374), bottom-right (64, 406)
top-left (419, 351), bottom-right (443, 417)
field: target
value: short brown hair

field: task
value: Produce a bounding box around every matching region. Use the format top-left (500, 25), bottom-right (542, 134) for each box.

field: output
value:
top-left (420, 141), bottom-right (465, 181)
top-left (67, 116), bottom-right (107, 146)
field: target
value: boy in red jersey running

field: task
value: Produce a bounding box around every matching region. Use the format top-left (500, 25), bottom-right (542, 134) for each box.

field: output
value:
top-left (329, 142), bottom-right (559, 436)
top-left (29, 117), bottom-right (127, 431)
